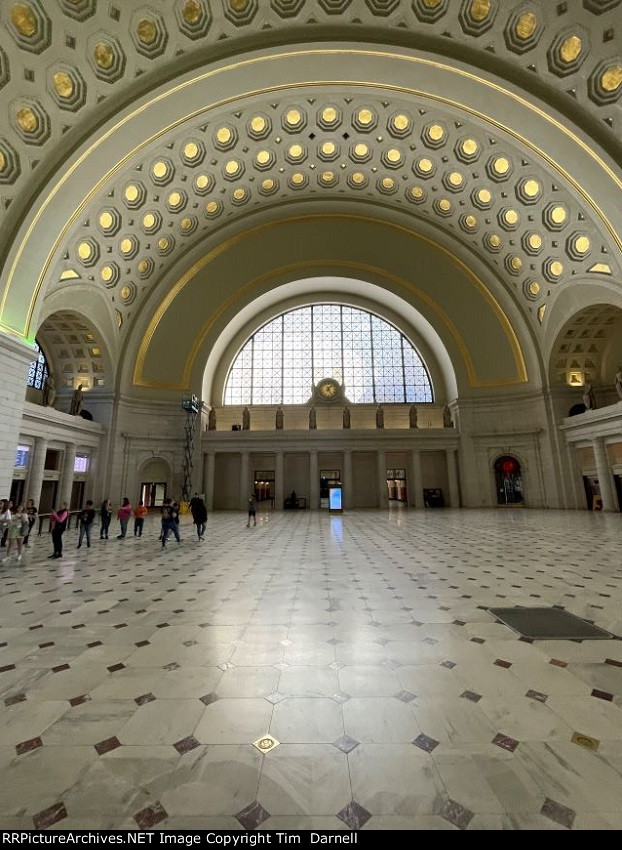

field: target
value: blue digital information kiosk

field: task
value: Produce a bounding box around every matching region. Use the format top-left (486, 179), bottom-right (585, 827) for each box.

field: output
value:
top-left (329, 486), bottom-right (342, 513)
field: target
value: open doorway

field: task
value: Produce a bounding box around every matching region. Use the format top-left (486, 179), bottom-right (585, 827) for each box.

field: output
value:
top-left (254, 470), bottom-right (275, 508)
top-left (141, 482), bottom-right (166, 508)
top-left (71, 481), bottom-right (85, 511)
top-left (320, 469), bottom-right (341, 509)
top-left (494, 455), bottom-right (524, 506)
top-left (386, 468), bottom-right (407, 503)
top-left (137, 457), bottom-right (170, 508)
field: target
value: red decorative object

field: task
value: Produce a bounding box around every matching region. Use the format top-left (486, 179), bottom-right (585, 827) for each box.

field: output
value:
top-left (501, 458), bottom-right (517, 475)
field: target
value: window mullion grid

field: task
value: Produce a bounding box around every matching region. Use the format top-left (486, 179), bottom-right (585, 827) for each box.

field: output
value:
top-left (401, 335), bottom-right (407, 403)
top-left (223, 305), bottom-right (433, 407)
top-left (340, 305), bottom-right (345, 389)
top-left (280, 314), bottom-right (285, 405)
top-left (369, 311), bottom-right (376, 404)
top-left (311, 306), bottom-right (315, 391)
top-left (250, 337), bottom-right (255, 406)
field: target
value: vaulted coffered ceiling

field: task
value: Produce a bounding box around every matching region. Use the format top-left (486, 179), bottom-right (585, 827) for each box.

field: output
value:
top-left (1, 0), bottom-right (621, 226)
top-left (0, 0), bottom-right (621, 395)
top-left (48, 90), bottom-right (617, 334)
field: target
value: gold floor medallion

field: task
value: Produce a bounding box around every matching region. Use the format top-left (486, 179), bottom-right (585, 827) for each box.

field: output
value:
top-left (571, 731), bottom-right (599, 751)
top-left (253, 735), bottom-right (280, 754)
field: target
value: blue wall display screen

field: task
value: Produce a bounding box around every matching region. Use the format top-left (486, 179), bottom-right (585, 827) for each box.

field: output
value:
top-left (329, 487), bottom-right (342, 511)
top-left (15, 445), bottom-right (30, 468)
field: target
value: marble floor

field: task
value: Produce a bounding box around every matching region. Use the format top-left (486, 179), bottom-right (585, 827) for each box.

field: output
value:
top-left (1, 507), bottom-right (622, 831)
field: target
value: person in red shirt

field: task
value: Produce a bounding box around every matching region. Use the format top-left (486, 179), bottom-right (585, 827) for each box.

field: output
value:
top-left (117, 497), bottom-right (132, 539)
top-left (133, 500), bottom-right (148, 537)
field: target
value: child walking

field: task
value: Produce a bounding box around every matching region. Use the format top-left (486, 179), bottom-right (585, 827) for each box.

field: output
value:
top-left (134, 500), bottom-right (148, 536)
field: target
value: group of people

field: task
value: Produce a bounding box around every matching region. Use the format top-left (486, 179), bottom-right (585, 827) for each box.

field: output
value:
top-left (0, 498), bottom-right (38, 563)
top-left (0, 492), bottom-right (210, 563)
top-left (159, 494), bottom-right (207, 548)
top-left (49, 497), bottom-right (147, 559)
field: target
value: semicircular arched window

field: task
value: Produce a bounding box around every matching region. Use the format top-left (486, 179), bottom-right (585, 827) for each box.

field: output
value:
top-left (27, 340), bottom-right (49, 391)
top-left (224, 305), bottom-right (434, 405)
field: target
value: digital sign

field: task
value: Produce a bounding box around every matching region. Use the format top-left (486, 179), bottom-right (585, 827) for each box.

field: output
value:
top-left (15, 445), bottom-right (30, 468)
top-left (329, 486), bottom-right (342, 512)
top-left (74, 454), bottom-right (90, 473)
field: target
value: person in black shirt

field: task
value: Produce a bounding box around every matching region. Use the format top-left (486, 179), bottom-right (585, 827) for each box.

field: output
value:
top-left (77, 500), bottom-right (96, 549)
top-left (100, 499), bottom-right (112, 539)
top-left (171, 502), bottom-right (181, 541)
top-left (190, 495), bottom-right (207, 540)
top-left (23, 499), bottom-right (38, 547)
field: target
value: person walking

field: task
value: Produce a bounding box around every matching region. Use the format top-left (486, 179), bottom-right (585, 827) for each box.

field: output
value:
top-left (77, 500), bottom-right (95, 549)
top-left (100, 499), bottom-right (112, 539)
top-left (1, 499), bottom-right (13, 548)
top-left (160, 498), bottom-right (180, 547)
top-left (247, 493), bottom-right (257, 527)
top-left (133, 500), bottom-right (148, 537)
top-left (49, 502), bottom-right (69, 559)
top-left (171, 502), bottom-right (181, 541)
top-left (116, 497), bottom-right (132, 539)
top-left (2, 505), bottom-right (27, 563)
top-left (0, 500), bottom-right (11, 547)
top-left (190, 495), bottom-right (207, 540)
top-left (23, 499), bottom-right (37, 547)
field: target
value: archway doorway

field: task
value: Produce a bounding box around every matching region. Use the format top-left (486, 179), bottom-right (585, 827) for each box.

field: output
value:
top-left (494, 456), bottom-right (524, 506)
top-left (138, 458), bottom-right (170, 508)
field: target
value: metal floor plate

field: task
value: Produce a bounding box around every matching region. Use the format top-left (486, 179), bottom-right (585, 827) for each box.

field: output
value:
top-left (488, 607), bottom-right (614, 640)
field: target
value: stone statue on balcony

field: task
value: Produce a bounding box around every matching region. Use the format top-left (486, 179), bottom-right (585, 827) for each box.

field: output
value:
top-left (582, 382), bottom-right (597, 411)
top-left (343, 405), bottom-right (351, 430)
top-left (308, 406), bottom-right (317, 430)
top-left (443, 404), bottom-right (453, 428)
top-left (376, 405), bottom-right (384, 429)
top-left (409, 403), bottom-right (418, 429)
top-left (615, 368), bottom-right (622, 401)
top-left (242, 407), bottom-right (250, 430)
top-left (275, 406), bottom-right (284, 430)
top-left (41, 372), bottom-right (55, 407)
top-left (69, 384), bottom-right (84, 416)
top-left (207, 407), bottom-right (216, 430)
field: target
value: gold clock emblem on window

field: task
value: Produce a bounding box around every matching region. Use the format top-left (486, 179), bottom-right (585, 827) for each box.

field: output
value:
top-left (318, 379), bottom-right (339, 399)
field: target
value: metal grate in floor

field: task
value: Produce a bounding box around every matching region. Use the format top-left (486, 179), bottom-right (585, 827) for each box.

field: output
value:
top-left (488, 607), bottom-right (615, 640)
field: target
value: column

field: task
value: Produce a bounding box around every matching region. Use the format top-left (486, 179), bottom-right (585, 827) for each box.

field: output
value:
top-left (593, 437), bottom-right (617, 511)
top-left (26, 436), bottom-right (48, 507)
top-left (563, 442), bottom-right (585, 510)
top-left (377, 449), bottom-right (388, 509)
top-left (446, 448), bottom-right (460, 508)
top-left (275, 451), bottom-right (284, 510)
top-left (203, 451), bottom-right (215, 512)
top-left (410, 449), bottom-right (424, 509)
top-left (0, 335), bottom-right (34, 498)
top-left (309, 450), bottom-right (319, 510)
top-left (58, 442), bottom-right (76, 507)
top-left (342, 449), bottom-right (353, 510)
top-left (240, 451), bottom-right (250, 511)
top-left (85, 447), bottom-right (98, 503)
